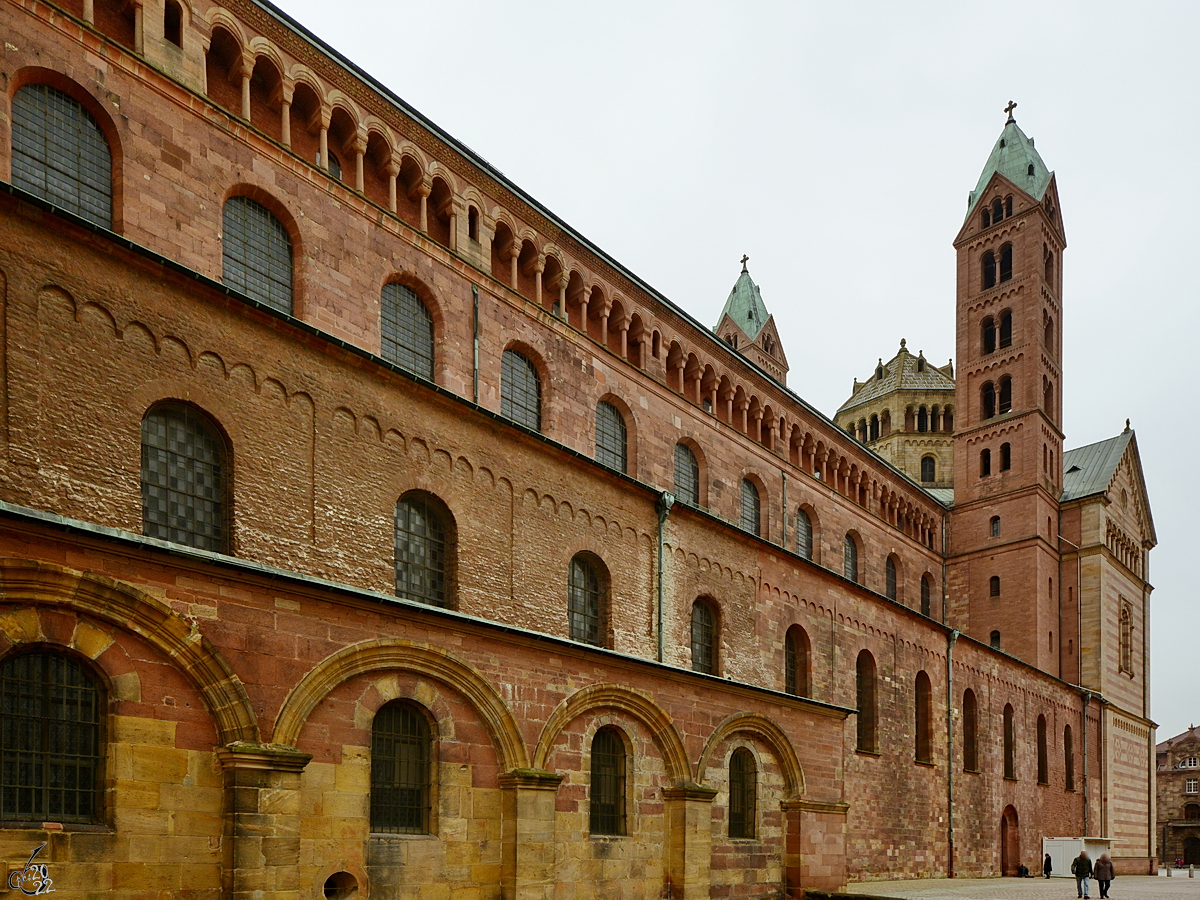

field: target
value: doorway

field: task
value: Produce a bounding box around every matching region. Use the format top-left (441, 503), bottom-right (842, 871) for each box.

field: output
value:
top-left (1185, 836), bottom-right (1200, 866)
top-left (1000, 805), bottom-right (1020, 876)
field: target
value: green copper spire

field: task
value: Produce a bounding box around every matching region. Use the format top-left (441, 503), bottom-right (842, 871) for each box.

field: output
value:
top-left (715, 256), bottom-right (771, 340)
top-left (965, 104), bottom-right (1053, 221)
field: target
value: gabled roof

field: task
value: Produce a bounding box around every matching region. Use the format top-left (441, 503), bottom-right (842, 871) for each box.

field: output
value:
top-left (965, 118), bottom-right (1054, 221)
top-left (716, 264), bottom-right (772, 341)
top-left (837, 339), bottom-right (954, 414)
top-left (1060, 431), bottom-right (1133, 502)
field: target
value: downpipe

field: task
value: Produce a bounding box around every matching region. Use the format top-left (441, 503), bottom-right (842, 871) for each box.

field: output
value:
top-left (655, 492), bottom-right (675, 663)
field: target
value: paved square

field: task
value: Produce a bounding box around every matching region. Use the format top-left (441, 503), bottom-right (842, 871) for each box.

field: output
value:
top-left (844, 874), bottom-right (1200, 899)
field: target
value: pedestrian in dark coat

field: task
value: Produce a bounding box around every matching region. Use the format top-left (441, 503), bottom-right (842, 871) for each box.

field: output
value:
top-left (1071, 851), bottom-right (1093, 899)
top-left (1093, 854), bottom-right (1115, 899)
top-left (1044, 853), bottom-right (1053, 878)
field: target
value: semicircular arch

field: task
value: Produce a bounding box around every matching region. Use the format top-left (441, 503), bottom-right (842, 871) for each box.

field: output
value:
top-left (697, 711), bottom-right (804, 798)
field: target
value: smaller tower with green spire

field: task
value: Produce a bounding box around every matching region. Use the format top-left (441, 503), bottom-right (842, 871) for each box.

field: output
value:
top-left (714, 256), bottom-right (789, 384)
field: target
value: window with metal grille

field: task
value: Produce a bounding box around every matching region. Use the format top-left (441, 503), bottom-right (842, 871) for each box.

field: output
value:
top-left (394, 492), bottom-right (451, 608)
top-left (0, 651), bottom-right (103, 823)
top-left (691, 600), bottom-right (716, 675)
top-left (921, 456), bottom-right (936, 483)
top-left (11, 84), bottom-right (112, 228)
top-left (589, 727), bottom-right (625, 835)
top-left (1064, 725), bottom-right (1074, 790)
top-left (785, 626), bottom-right (808, 697)
top-left (595, 401), bottom-right (628, 472)
top-left (381, 283), bottom-right (434, 380)
top-left (1003, 703), bottom-right (1016, 779)
top-left (915, 671), bottom-right (933, 764)
top-left (370, 701), bottom-right (432, 834)
top-left (141, 404), bottom-right (228, 552)
top-left (728, 748), bottom-right (756, 839)
top-left (885, 557), bottom-right (897, 601)
top-left (568, 554), bottom-right (603, 647)
top-left (221, 196), bottom-right (293, 314)
top-left (740, 479), bottom-right (760, 535)
top-left (796, 508), bottom-right (813, 560)
top-left (673, 443), bottom-right (699, 506)
top-left (856, 650), bottom-right (877, 753)
top-left (501, 349), bottom-right (541, 431)
top-left (843, 535), bottom-right (858, 583)
top-left (921, 575), bottom-right (932, 617)
top-left (962, 689), bottom-right (978, 772)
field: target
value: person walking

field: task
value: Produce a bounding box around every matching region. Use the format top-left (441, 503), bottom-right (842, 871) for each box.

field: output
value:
top-left (1071, 849), bottom-right (1093, 899)
top-left (1093, 853), bottom-right (1114, 899)
top-left (1044, 853), bottom-right (1053, 878)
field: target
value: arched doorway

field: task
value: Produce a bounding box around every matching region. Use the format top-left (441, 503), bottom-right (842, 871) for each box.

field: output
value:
top-left (1185, 836), bottom-right (1200, 866)
top-left (1000, 805), bottom-right (1020, 876)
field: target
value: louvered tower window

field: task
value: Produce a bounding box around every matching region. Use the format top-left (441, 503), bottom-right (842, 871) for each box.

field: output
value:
top-left (370, 702), bottom-right (432, 834)
top-left (394, 493), bottom-right (451, 608)
top-left (673, 443), bottom-right (699, 506)
top-left (141, 404), bottom-right (228, 552)
top-left (728, 748), bottom-right (757, 839)
top-left (381, 283), bottom-right (434, 380)
top-left (568, 554), bottom-right (603, 647)
top-left (222, 196), bottom-right (293, 314)
top-left (501, 350), bottom-right (541, 431)
top-left (595, 401), bottom-right (628, 472)
top-left (12, 84), bottom-right (112, 228)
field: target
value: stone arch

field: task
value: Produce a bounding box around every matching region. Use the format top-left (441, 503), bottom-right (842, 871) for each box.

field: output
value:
top-left (273, 638), bottom-right (528, 771)
top-left (0, 558), bottom-right (256, 744)
top-left (533, 683), bottom-right (691, 785)
top-left (697, 712), bottom-right (804, 798)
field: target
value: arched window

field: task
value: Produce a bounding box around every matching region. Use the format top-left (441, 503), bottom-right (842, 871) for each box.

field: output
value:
top-left (164, 0), bottom-right (183, 46)
top-left (691, 599), bottom-right (717, 675)
top-left (795, 508), bottom-right (813, 561)
top-left (222, 196), bottom-right (293, 314)
top-left (1003, 703), bottom-right (1016, 779)
top-left (917, 406), bottom-right (928, 433)
top-left (991, 630), bottom-right (1001, 649)
top-left (856, 650), bottom-right (877, 753)
top-left (1036, 714), bottom-right (1048, 784)
top-left (1119, 603), bottom-right (1133, 674)
top-left (568, 554), bottom-right (604, 647)
top-left (1005, 196), bottom-right (1013, 218)
top-left (869, 414), bottom-right (880, 441)
top-left (989, 576), bottom-right (1001, 597)
top-left (885, 556), bottom-right (898, 601)
top-left (1064, 724), bottom-right (1075, 791)
top-left (920, 575), bottom-right (933, 617)
top-left (673, 443), bottom-right (700, 506)
top-left (0, 650), bottom-right (104, 823)
top-left (999, 243), bottom-right (1013, 282)
top-left (1044, 377), bottom-right (1054, 417)
top-left (501, 349), bottom-right (541, 431)
top-left (394, 492), bottom-right (453, 608)
top-left (1044, 314), bottom-right (1054, 349)
top-left (844, 534), bottom-right (859, 583)
top-left (981, 382), bottom-right (996, 419)
top-left (141, 403), bottom-right (228, 552)
top-left (990, 516), bottom-right (1001, 537)
top-left (982, 251), bottom-right (997, 290)
top-left (1185, 803), bottom-right (1200, 820)
top-left (595, 401), bottom-right (628, 472)
top-left (370, 701), bottom-right (432, 834)
top-left (992, 198), bottom-right (1004, 222)
top-left (467, 206), bottom-right (480, 242)
top-left (785, 625), bottom-right (809, 697)
top-left (590, 727), bottom-right (626, 835)
top-left (728, 748), bottom-right (757, 839)
top-left (962, 689), bottom-right (978, 772)
top-left (1044, 244), bottom-right (1054, 283)
top-left (999, 311), bottom-right (1013, 348)
top-left (998, 376), bottom-right (1012, 414)
top-left (982, 317), bottom-right (996, 354)
top-left (920, 456), bottom-right (936, 483)
top-left (12, 83), bottom-right (113, 228)
top-left (740, 479), bottom-right (761, 536)
top-left (980, 449), bottom-right (992, 477)
top-left (915, 671), bottom-right (933, 764)
top-left (381, 283), bottom-right (434, 380)
top-left (982, 208), bottom-right (991, 228)
top-left (1000, 442), bottom-right (1012, 471)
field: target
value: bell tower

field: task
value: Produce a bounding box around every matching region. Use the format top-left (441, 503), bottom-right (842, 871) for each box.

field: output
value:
top-left (947, 103), bottom-right (1067, 673)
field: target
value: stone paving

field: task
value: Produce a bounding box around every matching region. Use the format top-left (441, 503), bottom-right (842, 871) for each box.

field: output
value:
top-left (844, 872), bottom-right (1200, 900)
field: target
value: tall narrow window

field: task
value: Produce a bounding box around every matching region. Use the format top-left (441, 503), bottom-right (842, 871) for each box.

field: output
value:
top-left (982, 317), bottom-right (996, 354)
top-left (962, 689), bottom-right (978, 772)
top-left (989, 576), bottom-right (1001, 597)
top-left (0, 651), bottom-right (103, 823)
top-left (1036, 714), bottom-right (1048, 784)
top-left (691, 599), bottom-right (717, 675)
top-left (990, 516), bottom-right (1001, 537)
top-left (590, 727), bottom-right (626, 835)
top-left (920, 575), bottom-right (933, 617)
top-left (1003, 703), bottom-right (1016, 779)
top-left (998, 376), bottom-right (1012, 414)
top-left (12, 84), bottom-right (113, 228)
top-left (785, 625), bottom-right (809, 697)
top-left (673, 443), bottom-right (700, 506)
top-left (856, 650), bottom-right (877, 753)
top-left (164, 0), bottom-right (183, 46)
top-left (982, 251), bottom-right (997, 289)
top-left (1000, 442), bottom-right (1012, 471)
top-left (917, 407), bottom-right (928, 433)
top-left (999, 310), bottom-right (1013, 348)
top-left (992, 198), bottom-right (1004, 222)
top-left (885, 556), bottom-right (898, 601)
top-left (999, 243), bottom-right (1013, 282)
top-left (796, 508), bottom-right (814, 560)
top-left (915, 671), bottom-right (933, 764)
top-left (728, 748), bottom-right (757, 839)
top-left (141, 404), bottom-right (228, 553)
top-left (740, 479), bottom-right (761, 536)
top-left (991, 630), bottom-right (1001, 649)
top-left (844, 534), bottom-right (859, 583)
top-left (920, 456), bottom-right (936, 483)
top-left (394, 492), bottom-right (453, 608)
top-left (381, 283), bottom-right (435, 380)
top-left (980, 449), bottom-right (992, 477)
top-left (222, 196), bottom-right (293, 313)
top-left (568, 554), bottom-right (604, 647)
top-left (1119, 602), bottom-right (1133, 674)
top-left (501, 349), bottom-right (541, 431)
top-left (370, 702), bottom-right (432, 834)
top-left (1064, 724), bottom-right (1074, 790)
top-left (981, 382), bottom-right (996, 419)
top-left (595, 401), bottom-right (628, 472)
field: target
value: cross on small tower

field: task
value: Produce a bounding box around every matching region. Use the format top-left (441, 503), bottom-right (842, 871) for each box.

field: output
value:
top-left (1004, 100), bottom-right (1018, 123)
top-left (740, 254), bottom-right (749, 272)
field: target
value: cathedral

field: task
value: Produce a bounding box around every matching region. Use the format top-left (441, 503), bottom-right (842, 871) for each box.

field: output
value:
top-left (0, 0), bottom-right (1157, 897)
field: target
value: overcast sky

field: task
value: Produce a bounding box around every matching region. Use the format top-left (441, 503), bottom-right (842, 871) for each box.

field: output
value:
top-left (276, 0), bottom-right (1199, 739)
